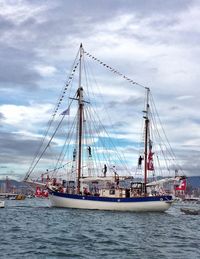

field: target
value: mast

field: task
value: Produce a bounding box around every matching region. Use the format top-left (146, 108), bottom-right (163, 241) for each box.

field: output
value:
top-left (77, 44), bottom-right (84, 193)
top-left (144, 87), bottom-right (150, 195)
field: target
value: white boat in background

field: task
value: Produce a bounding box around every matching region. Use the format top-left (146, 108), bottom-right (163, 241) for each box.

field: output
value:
top-left (0, 200), bottom-right (5, 208)
top-left (24, 44), bottom-right (183, 212)
top-left (9, 196), bottom-right (16, 200)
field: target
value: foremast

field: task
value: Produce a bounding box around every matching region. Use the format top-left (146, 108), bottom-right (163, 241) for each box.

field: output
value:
top-left (77, 43), bottom-right (84, 194)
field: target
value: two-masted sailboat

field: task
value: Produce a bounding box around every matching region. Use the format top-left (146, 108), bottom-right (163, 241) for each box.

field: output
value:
top-left (24, 44), bottom-right (175, 212)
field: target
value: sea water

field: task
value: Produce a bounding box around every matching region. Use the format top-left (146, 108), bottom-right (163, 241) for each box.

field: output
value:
top-left (0, 199), bottom-right (199, 259)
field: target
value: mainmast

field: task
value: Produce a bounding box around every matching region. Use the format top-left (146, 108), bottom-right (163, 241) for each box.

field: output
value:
top-left (77, 44), bottom-right (84, 194)
top-left (144, 87), bottom-right (150, 195)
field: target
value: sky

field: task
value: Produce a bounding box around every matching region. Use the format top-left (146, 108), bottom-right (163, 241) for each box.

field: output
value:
top-left (0, 0), bottom-right (200, 180)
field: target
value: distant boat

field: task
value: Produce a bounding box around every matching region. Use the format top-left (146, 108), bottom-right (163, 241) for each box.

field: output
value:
top-left (181, 208), bottom-right (200, 215)
top-left (9, 196), bottom-right (16, 200)
top-left (26, 194), bottom-right (34, 199)
top-left (183, 197), bottom-right (199, 202)
top-left (24, 44), bottom-right (183, 212)
top-left (15, 194), bottom-right (26, 200)
top-left (0, 200), bottom-right (5, 208)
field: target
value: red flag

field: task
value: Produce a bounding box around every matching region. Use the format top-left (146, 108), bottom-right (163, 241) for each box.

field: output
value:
top-left (175, 179), bottom-right (186, 191)
top-left (42, 190), bottom-right (49, 198)
top-left (35, 186), bottom-right (42, 197)
top-left (147, 151), bottom-right (154, 171)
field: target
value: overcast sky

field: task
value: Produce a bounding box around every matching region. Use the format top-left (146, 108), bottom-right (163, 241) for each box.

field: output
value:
top-left (0, 0), bottom-right (200, 180)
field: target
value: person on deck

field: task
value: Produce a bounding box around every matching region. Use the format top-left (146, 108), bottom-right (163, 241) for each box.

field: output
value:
top-left (103, 164), bottom-right (107, 177)
top-left (138, 155), bottom-right (143, 168)
top-left (113, 166), bottom-right (119, 187)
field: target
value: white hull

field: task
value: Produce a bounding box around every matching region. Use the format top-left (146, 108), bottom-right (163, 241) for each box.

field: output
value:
top-left (0, 200), bottom-right (5, 208)
top-left (49, 194), bottom-right (172, 212)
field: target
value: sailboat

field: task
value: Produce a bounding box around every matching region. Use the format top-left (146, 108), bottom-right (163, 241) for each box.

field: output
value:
top-left (24, 44), bottom-right (176, 212)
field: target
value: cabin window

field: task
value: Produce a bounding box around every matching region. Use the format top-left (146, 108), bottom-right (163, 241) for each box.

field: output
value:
top-left (109, 189), bottom-right (115, 195)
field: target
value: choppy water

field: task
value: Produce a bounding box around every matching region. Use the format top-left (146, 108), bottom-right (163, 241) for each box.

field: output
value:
top-left (0, 199), bottom-right (200, 259)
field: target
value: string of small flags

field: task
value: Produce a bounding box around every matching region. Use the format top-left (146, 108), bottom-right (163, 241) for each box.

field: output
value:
top-left (52, 61), bottom-right (80, 117)
top-left (83, 50), bottom-right (146, 90)
top-left (47, 163), bottom-right (68, 173)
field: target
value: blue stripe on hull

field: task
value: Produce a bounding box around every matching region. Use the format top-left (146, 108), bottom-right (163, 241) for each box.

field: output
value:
top-left (48, 189), bottom-right (172, 203)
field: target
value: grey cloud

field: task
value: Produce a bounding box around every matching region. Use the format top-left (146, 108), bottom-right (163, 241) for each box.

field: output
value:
top-left (170, 106), bottom-right (180, 111)
top-left (107, 96), bottom-right (143, 108)
top-left (0, 44), bottom-right (41, 89)
top-left (174, 148), bottom-right (200, 176)
top-left (0, 0), bottom-right (193, 93)
top-left (0, 112), bottom-right (5, 128)
top-left (0, 0), bottom-right (199, 178)
top-left (0, 131), bottom-right (57, 164)
top-left (0, 15), bottom-right (14, 32)
top-left (0, 112), bottom-right (5, 120)
top-left (57, 0), bottom-right (192, 18)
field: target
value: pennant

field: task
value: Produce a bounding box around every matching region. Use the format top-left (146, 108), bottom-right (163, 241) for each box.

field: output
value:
top-left (60, 107), bottom-right (70, 115)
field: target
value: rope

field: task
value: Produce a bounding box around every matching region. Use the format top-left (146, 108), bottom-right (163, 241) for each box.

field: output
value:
top-left (149, 92), bottom-right (184, 174)
top-left (25, 50), bottom-right (80, 181)
top-left (84, 50), bottom-right (147, 90)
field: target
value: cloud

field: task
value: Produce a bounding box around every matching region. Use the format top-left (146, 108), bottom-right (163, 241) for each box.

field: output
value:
top-left (0, 112), bottom-right (5, 120)
top-left (34, 65), bottom-right (57, 77)
top-left (0, 44), bottom-right (41, 89)
top-left (0, 0), bottom-right (199, 179)
top-left (0, 103), bottom-right (53, 130)
top-left (0, 0), bottom-right (48, 25)
top-left (175, 95), bottom-right (194, 101)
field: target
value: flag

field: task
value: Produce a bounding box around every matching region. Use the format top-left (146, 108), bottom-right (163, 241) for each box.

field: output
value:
top-left (42, 190), bottom-right (49, 198)
top-left (147, 151), bottom-right (154, 171)
top-left (60, 107), bottom-right (70, 115)
top-left (147, 139), bottom-right (154, 171)
top-left (175, 179), bottom-right (186, 191)
top-left (35, 186), bottom-right (42, 197)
